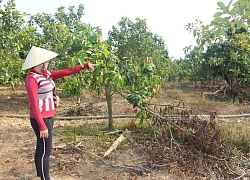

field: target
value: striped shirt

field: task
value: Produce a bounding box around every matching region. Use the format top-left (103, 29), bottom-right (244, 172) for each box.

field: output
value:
top-left (25, 64), bottom-right (88, 131)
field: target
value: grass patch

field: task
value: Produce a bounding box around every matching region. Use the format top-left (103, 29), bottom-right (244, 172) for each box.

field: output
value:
top-left (164, 88), bottom-right (183, 96)
top-left (55, 122), bottom-right (112, 149)
top-left (160, 88), bottom-right (184, 102)
top-left (218, 118), bottom-right (250, 153)
top-left (54, 120), bottom-right (158, 151)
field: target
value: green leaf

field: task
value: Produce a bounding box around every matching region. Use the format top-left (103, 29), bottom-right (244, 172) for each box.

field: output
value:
top-left (93, 65), bottom-right (102, 76)
top-left (214, 28), bottom-right (221, 36)
top-left (217, 2), bottom-right (226, 10)
top-left (231, 26), bottom-right (236, 33)
top-left (229, 6), bottom-right (238, 15)
top-left (70, 57), bottom-right (76, 67)
top-left (103, 48), bottom-right (110, 59)
top-left (193, 30), bottom-right (196, 37)
top-left (196, 38), bottom-right (200, 45)
top-left (213, 12), bottom-right (223, 18)
top-left (89, 34), bottom-right (98, 43)
top-left (236, 21), bottom-right (242, 30)
top-left (135, 111), bottom-right (144, 124)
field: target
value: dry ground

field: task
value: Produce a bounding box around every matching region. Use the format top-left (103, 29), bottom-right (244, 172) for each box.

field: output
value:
top-left (0, 85), bottom-right (183, 180)
top-left (0, 83), bottom-right (249, 180)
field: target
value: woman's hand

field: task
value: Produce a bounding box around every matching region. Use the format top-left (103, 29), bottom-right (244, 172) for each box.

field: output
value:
top-left (40, 129), bottom-right (49, 138)
top-left (88, 63), bottom-right (98, 71)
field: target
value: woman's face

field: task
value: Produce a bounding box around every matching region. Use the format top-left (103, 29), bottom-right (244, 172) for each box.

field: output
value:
top-left (34, 61), bottom-right (50, 73)
top-left (43, 61), bottom-right (49, 69)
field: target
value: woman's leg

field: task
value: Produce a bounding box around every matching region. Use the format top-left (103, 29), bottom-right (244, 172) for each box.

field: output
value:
top-left (30, 118), bottom-right (41, 177)
top-left (31, 117), bottom-right (54, 180)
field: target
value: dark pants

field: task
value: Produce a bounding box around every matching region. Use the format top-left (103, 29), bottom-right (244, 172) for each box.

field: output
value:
top-left (30, 117), bottom-right (54, 180)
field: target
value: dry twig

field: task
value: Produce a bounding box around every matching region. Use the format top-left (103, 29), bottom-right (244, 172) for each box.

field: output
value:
top-left (103, 129), bottom-right (131, 158)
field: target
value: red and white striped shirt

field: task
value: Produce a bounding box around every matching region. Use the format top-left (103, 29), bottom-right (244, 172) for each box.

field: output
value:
top-left (25, 64), bottom-right (88, 131)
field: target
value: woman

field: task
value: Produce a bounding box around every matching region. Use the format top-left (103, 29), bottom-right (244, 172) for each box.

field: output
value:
top-left (22, 46), bottom-right (96, 180)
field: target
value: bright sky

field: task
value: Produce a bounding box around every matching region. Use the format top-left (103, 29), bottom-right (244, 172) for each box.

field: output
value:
top-left (2, 0), bottom-right (231, 59)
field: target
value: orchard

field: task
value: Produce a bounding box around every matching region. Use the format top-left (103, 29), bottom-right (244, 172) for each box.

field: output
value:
top-left (0, 0), bottom-right (250, 179)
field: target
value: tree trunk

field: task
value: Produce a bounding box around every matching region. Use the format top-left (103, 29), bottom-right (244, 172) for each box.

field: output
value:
top-left (76, 93), bottom-right (81, 106)
top-left (105, 85), bottom-right (113, 130)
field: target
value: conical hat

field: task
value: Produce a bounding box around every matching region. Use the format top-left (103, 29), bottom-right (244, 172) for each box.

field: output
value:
top-left (21, 46), bottom-right (59, 70)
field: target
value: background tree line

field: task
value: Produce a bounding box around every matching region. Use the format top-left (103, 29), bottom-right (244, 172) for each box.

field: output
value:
top-left (184, 0), bottom-right (250, 102)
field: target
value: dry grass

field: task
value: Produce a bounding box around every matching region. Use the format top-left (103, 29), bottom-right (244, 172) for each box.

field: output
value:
top-left (1, 82), bottom-right (250, 179)
top-left (161, 82), bottom-right (250, 152)
top-left (218, 118), bottom-right (250, 153)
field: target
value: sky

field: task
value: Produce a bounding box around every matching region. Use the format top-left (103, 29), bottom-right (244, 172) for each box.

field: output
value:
top-left (2, 0), bottom-right (232, 59)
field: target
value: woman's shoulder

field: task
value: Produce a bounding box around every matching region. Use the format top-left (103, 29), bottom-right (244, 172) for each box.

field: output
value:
top-left (25, 72), bottom-right (44, 83)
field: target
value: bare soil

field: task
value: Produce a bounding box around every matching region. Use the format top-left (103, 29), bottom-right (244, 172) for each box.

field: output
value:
top-left (0, 83), bottom-right (249, 180)
top-left (0, 85), bottom-right (181, 180)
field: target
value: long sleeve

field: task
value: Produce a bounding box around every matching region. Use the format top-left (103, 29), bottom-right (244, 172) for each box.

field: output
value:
top-left (25, 76), bottom-right (47, 131)
top-left (50, 64), bottom-right (89, 80)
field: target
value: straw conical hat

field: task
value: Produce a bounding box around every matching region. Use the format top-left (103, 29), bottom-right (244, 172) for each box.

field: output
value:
top-left (21, 46), bottom-right (58, 70)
